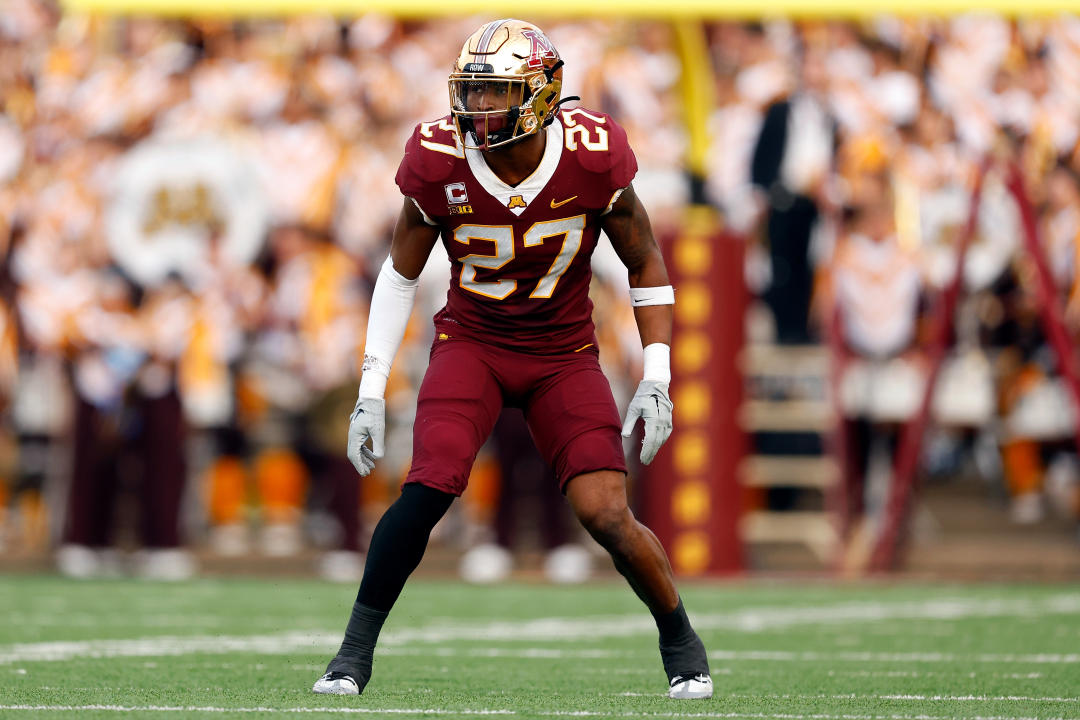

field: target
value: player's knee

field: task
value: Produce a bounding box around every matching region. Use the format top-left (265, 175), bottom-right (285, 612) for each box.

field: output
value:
top-left (393, 483), bottom-right (455, 528)
top-left (574, 497), bottom-right (633, 550)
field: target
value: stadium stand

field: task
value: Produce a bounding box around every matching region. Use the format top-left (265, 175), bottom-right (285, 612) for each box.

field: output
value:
top-left (1, 3), bottom-right (1079, 576)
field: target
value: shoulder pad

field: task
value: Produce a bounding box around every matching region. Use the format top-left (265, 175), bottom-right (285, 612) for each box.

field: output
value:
top-left (395, 117), bottom-right (463, 195)
top-left (559, 108), bottom-right (637, 187)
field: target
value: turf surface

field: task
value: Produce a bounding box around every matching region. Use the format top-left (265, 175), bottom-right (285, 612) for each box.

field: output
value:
top-left (1, 576), bottom-right (1077, 719)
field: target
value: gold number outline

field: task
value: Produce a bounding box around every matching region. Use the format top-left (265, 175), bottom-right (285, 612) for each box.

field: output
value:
top-left (453, 223), bottom-right (516, 300)
top-left (452, 216), bottom-right (587, 301)
top-left (420, 119), bottom-right (464, 158)
top-left (561, 109), bottom-right (609, 152)
top-left (523, 215), bottom-right (586, 299)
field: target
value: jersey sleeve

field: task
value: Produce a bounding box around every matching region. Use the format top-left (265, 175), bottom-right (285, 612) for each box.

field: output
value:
top-left (394, 119), bottom-right (460, 218)
top-left (571, 110), bottom-right (638, 190)
top-left (603, 115), bottom-right (638, 190)
top-left (394, 126), bottom-right (428, 200)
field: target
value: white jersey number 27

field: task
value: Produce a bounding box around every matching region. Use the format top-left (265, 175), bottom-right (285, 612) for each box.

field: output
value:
top-left (453, 215), bottom-right (586, 300)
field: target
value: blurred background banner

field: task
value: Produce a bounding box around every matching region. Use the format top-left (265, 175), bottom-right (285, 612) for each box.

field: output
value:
top-left (107, 136), bottom-right (267, 288)
top-left (2, 0), bottom-right (1080, 582)
top-left (641, 212), bottom-right (746, 576)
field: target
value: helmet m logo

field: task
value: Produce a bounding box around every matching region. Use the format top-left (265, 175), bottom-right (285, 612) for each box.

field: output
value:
top-left (521, 29), bottom-right (557, 69)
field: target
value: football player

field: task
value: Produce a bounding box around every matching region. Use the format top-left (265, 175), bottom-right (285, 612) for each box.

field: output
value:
top-left (314, 19), bottom-right (712, 700)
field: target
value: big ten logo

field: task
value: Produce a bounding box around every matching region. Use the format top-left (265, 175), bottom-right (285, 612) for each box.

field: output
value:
top-left (143, 182), bottom-right (223, 236)
top-left (449, 205), bottom-right (473, 215)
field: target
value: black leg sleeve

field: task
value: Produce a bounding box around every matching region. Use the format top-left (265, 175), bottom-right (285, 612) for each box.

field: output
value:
top-left (355, 483), bottom-right (455, 612)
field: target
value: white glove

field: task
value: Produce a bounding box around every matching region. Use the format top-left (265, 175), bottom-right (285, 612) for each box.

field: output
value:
top-left (347, 396), bottom-right (385, 476)
top-left (620, 380), bottom-right (673, 465)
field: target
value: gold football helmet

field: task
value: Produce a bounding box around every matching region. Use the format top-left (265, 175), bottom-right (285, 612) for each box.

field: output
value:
top-left (449, 19), bottom-right (574, 151)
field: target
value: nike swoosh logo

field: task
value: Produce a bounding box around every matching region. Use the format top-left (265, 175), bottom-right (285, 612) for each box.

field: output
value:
top-left (550, 195), bottom-right (578, 209)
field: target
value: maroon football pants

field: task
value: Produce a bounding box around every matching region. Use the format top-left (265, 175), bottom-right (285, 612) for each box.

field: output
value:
top-left (404, 337), bottom-right (627, 496)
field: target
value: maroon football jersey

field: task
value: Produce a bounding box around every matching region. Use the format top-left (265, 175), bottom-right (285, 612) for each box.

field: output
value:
top-left (395, 108), bottom-right (637, 354)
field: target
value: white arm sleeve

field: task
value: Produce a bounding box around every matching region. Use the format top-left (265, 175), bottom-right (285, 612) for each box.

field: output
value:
top-left (358, 255), bottom-right (420, 397)
top-left (642, 342), bottom-right (671, 383)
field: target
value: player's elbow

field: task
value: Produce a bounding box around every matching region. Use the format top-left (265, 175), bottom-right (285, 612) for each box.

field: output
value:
top-left (626, 249), bottom-right (669, 288)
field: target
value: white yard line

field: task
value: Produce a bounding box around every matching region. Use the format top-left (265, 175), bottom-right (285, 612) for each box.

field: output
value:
top-left (376, 595), bottom-right (1080, 644)
top-left (730, 694), bottom-right (1079, 703)
top-left (708, 650), bottom-right (1080, 664)
top-left (541, 715), bottom-right (1075, 720)
top-left (874, 695), bottom-right (1077, 703)
top-left (607, 693), bottom-right (1078, 704)
top-left (5, 641), bottom-right (1078, 667)
top-left (825, 671), bottom-right (1044, 679)
top-left (0, 631), bottom-right (340, 664)
top-left (1, 594), bottom-right (1078, 666)
top-left (4, 613), bottom-right (228, 628)
top-left (0, 707), bottom-right (1074, 720)
top-left (696, 595), bottom-right (1080, 633)
top-left (0, 707), bottom-right (511, 715)
top-left (379, 647), bottom-right (1080, 665)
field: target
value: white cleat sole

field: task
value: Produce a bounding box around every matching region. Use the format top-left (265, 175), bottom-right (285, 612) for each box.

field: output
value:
top-left (313, 674), bottom-right (360, 695)
top-left (668, 675), bottom-right (713, 699)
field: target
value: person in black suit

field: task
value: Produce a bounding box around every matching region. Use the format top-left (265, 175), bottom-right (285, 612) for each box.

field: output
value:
top-left (750, 44), bottom-right (834, 345)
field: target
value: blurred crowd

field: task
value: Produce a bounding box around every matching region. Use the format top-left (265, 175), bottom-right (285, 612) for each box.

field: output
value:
top-left (0, 4), bottom-right (666, 579)
top-left (0, 0), bottom-right (1078, 577)
top-left (710, 17), bottom-right (1080, 538)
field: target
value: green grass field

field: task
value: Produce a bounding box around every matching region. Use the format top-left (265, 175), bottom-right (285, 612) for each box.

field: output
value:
top-left (1, 576), bottom-right (1078, 719)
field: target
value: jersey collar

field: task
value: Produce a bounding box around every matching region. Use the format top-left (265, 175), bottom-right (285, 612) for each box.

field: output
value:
top-left (465, 118), bottom-right (564, 217)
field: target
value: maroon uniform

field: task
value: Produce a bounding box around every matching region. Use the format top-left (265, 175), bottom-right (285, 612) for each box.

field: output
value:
top-left (396, 108), bottom-right (637, 354)
top-left (396, 109), bottom-right (635, 494)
